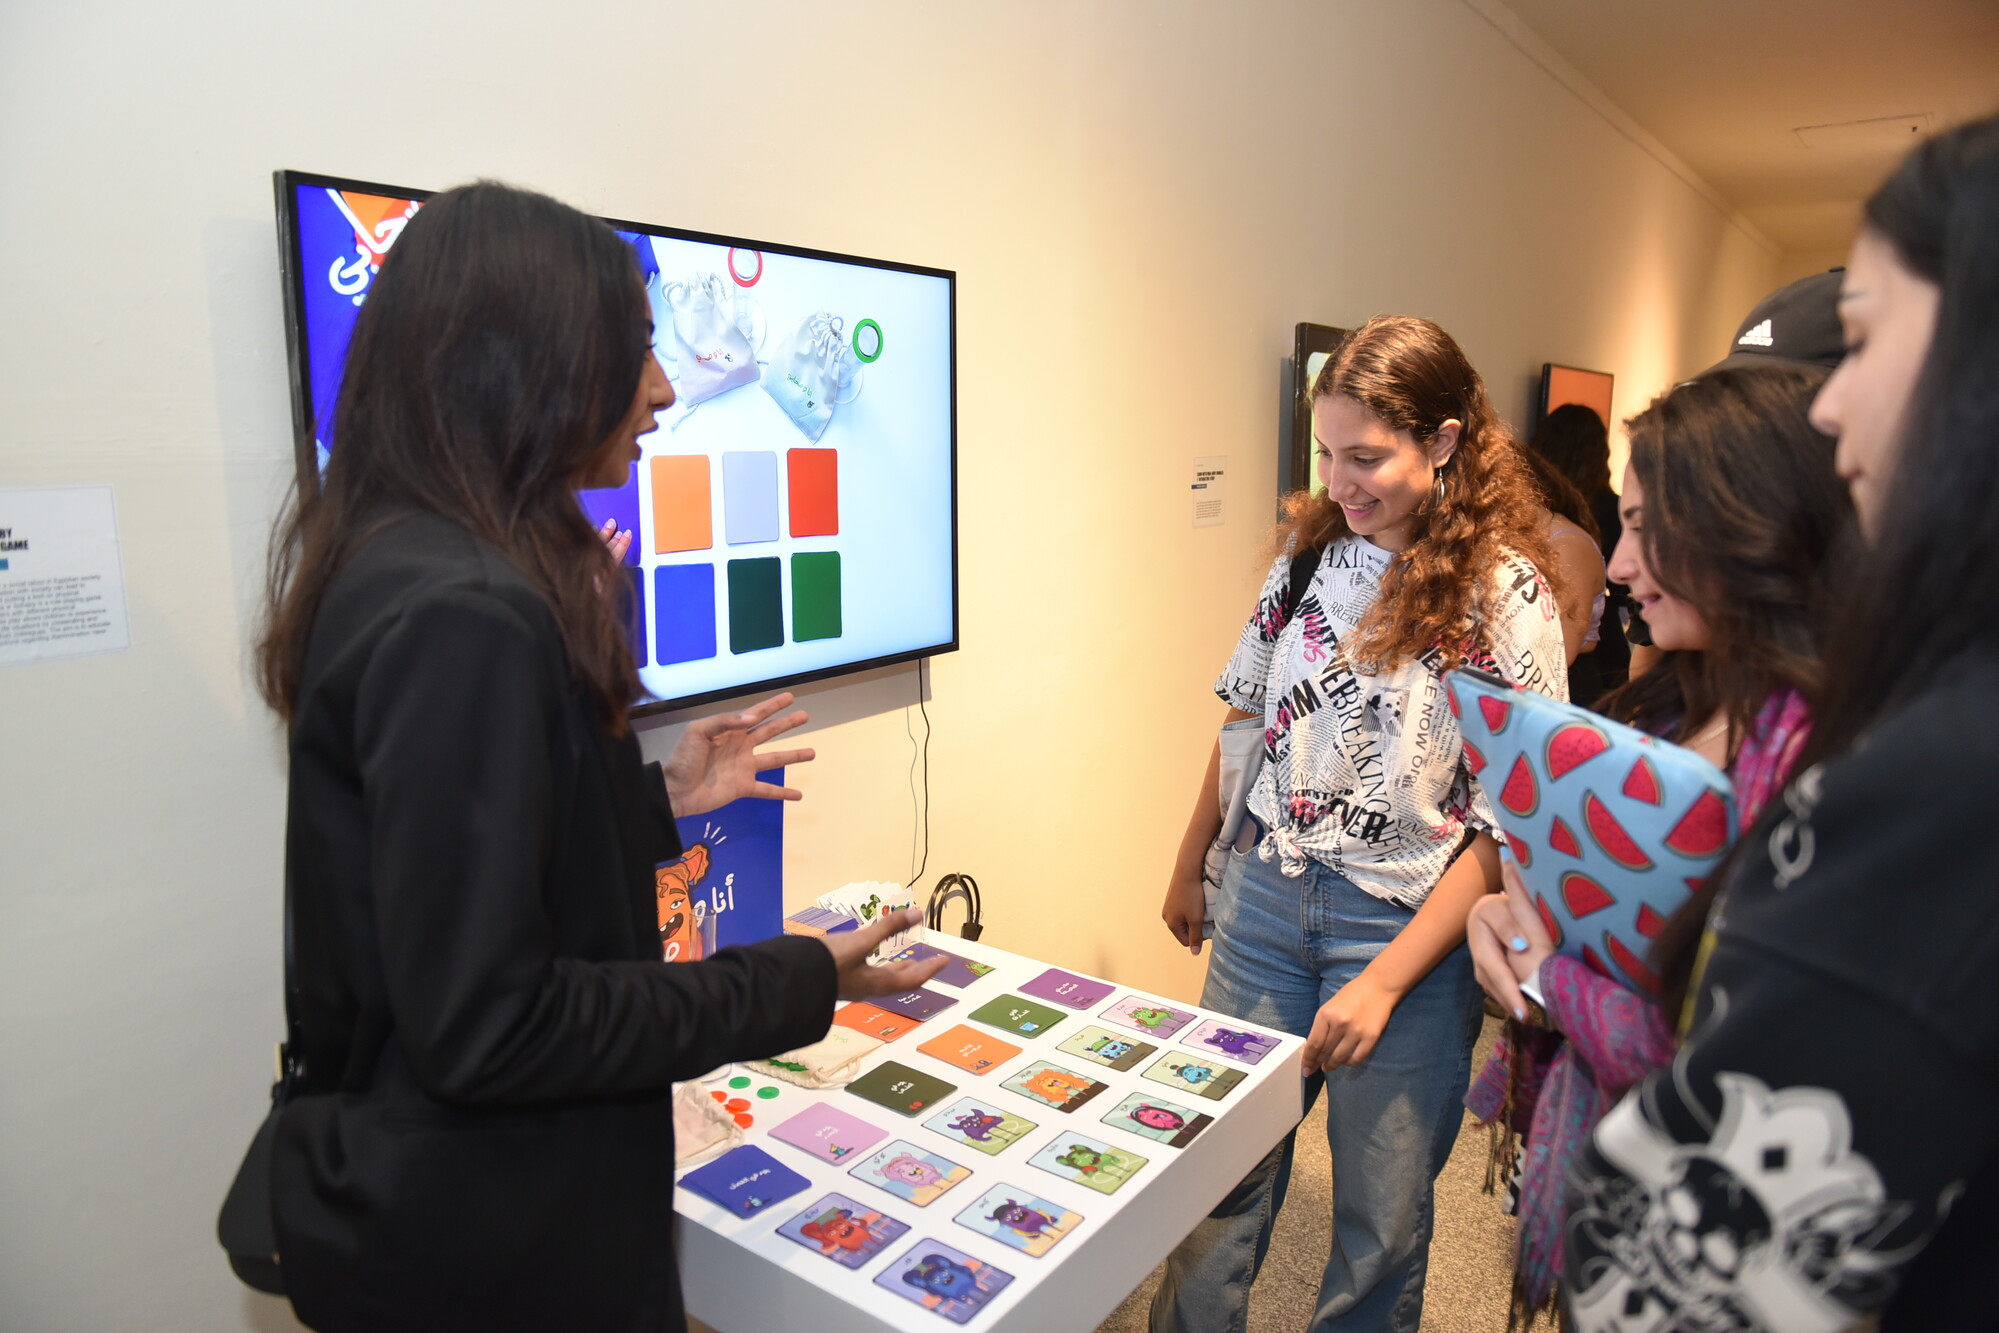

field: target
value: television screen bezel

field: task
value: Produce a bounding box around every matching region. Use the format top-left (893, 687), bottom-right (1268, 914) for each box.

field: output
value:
top-left (273, 168), bottom-right (960, 717)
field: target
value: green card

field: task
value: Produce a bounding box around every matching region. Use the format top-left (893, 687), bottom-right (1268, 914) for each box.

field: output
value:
top-left (791, 551), bottom-right (842, 642)
top-left (727, 557), bottom-right (783, 653)
top-left (968, 994), bottom-right (1066, 1037)
top-left (844, 1061), bottom-right (957, 1117)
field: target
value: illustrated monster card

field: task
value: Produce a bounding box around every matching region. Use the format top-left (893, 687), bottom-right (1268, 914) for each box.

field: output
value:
top-left (1101, 1092), bottom-right (1213, 1149)
top-left (1180, 1018), bottom-right (1282, 1065)
top-left (1056, 1024), bottom-right (1157, 1072)
top-left (1098, 995), bottom-right (1196, 1039)
top-left (848, 1138), bottom-right (973, 1207)
top-left (1027, 1133), bottom-right (1148, 1195)
top-left (999, 1060), bottom-right (1108, 1113)
top-left (775, 1192), bottom-right (910, 1269)
top-left (1141, 1051), bottom-right (1246, 1101)
top-left (952, 1184), bottom-right (1082, 1258)
top-left (922, 1097), bottom-right (1037, 1157)
top-left (875, 1238), bottom-right (1015, 1324)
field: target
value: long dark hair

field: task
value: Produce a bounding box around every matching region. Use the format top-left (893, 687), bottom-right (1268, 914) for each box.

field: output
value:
top-left (1596, 366), bottom-right (1846, 748)
top-left (1528, 402), bottom-right (1613, 497)
top-left (1521, 447), bottom-right (1601, 545)
top-left (1285, 315), bottom-right (1557, 672)
top-left (257, 181), bottom-right (649, 733)
top-left (1800, 113), bottom-right (1999, 766)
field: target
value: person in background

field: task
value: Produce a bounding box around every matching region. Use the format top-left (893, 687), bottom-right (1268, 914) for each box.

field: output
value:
top-left (1465, 363), bottom-right (1848, 1327)
top-left (1520, 446), bottom-right (1609, 670)
top-left (1526, 404), bottom-right (1628, 705)
top-left (253, 181), bottom-right (942, 1333)
top-left (1560, 112), bottom-right (1999, 1331)
top-left (1155, 316), bottom-right (1568, 1333)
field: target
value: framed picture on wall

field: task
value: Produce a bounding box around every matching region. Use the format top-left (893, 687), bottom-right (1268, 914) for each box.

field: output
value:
top-left (1536, 363), bottom-right (1615, 433)
top-left (1287, 323), bottom-right (1350, 496)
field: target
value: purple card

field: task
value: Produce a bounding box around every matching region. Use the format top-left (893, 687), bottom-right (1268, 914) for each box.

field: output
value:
top-left (1018, 968), bottom-right (1115, 1010)
top-left (873, 987), bottom-right (959, 1021)
top-left (768, 1102), bottom-right (890, 1164)
top-left (889, 942), bottom-right (995, 989)
top-left (1179, 1019), bottom-right (1282, 1066)
top-left (679, 1144), bottom-right (810, 1218)
top-left (1098, 995), bottom-right (1197, 1039)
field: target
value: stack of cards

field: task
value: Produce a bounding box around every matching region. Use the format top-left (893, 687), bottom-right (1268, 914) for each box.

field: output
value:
top-left (815, 881), bottom-right (920, 957)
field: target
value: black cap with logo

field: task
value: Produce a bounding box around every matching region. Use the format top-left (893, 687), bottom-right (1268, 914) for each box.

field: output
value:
top-left (1703, 268), bottom-right (1846, 375)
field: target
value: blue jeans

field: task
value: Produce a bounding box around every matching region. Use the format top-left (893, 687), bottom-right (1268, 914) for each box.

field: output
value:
top-left (1149, 839), bottom-right (1483, 1333)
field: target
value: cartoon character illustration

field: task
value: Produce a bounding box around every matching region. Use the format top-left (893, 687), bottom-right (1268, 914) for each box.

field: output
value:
top-left (655, 844), bottom-right (711, 962)
top-left (1128, 1007), bottom-right (1172, 1030)
top-left (949, 1110), bottom-right (1005, 1142)
top-left (798, 1209), bottom-right (874, 1255)
top-left (879, 1153), bottom-right (946, 1188)
top-left (1202, 1027), bottom-right (1260, 1057)
top-left (989, 1200), bottom-right (1057, 1237)
top-left (904, 1253), bottom-right (979, 1299)
top-left (1171, 1062), bottom-right (1217, 1086)
top-left (1057, 1144), bottom-right (1108, 1173)
top-left (1129, 1104), bottom-right (1187, 1132)
top-left (1022, 1068), bottom-right (1095, 1105)
top-left (1088, 1037), bottom-right (1136, 1061)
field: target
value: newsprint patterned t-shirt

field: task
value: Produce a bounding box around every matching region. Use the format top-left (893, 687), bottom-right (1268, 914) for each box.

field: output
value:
top-left (1216, 535), bottom-right (1567, 908)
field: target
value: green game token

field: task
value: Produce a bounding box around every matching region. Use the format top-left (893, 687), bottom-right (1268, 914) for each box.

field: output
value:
top-left (756, 1086), bottom-right (780, 1100)
top-left (728, 1076), bottom-right (750, 1090)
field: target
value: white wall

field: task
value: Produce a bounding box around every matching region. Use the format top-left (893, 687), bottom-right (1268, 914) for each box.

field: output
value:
top-left (0, 2), bottom-right (1775, 1328)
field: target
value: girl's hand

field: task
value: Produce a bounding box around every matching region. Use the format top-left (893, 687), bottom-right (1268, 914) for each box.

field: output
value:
top-left (1468, 852), bottom-right (1556, 1020)
top-left (1161, 865), bottom-right (1207, 956)
top-left (1300, 973), bottom-right (1400, 1071)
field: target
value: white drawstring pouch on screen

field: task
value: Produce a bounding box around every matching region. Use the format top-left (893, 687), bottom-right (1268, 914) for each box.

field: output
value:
top-left (663, 271), bottom-right (760, 412)
top-left (761, 311), bottom-right (862, 441)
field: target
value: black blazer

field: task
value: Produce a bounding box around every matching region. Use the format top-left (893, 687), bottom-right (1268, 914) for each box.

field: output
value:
top-left (270, 510), bottom-right (835, 1332)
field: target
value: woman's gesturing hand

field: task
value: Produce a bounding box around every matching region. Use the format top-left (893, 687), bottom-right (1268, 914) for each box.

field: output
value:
top-left (1299, 973), bottom-right (1401, 1072)
top-left (662, 693), bottom-right (816, 818)
top-left (823, 907), bottom-right (949, 1000)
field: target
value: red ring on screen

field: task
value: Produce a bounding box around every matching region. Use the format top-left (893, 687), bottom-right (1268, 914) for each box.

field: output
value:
top-left (728, 248), bottom-right (763, 287)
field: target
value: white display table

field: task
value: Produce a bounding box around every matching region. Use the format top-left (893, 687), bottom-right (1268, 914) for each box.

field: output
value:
top-left (675, 930), bottom-right (1304, 1332)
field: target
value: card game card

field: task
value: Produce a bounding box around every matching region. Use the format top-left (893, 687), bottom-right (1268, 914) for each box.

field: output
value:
top-left (875, 1238), bottom-right (1015, 1324)
top-left (922, 1097), bottom-right (1037, 1156)
top-left (846, 1062), bottom-right (957, 1117)
top-left (1056, 1025), bottom-right (1158, 1073)
top-left (1028, 1133), bottom-right (1148, 1195)
top-left (1098, 995), bottom-right (1197, 1039)
top-left (917, 1024), bottom-right (1022, 1075)
top-left (1180, 1018), bottom-right (1282, 1065)
top-left (1101, 1092), bottom-right (1213, 1149)
top-left (999, 1060), bottom-right (1108, 1113)
top-left (848, 1139), bottom-right (973, 1207)
top-left (874, 987), bottom-right (959, 1021)
top-left (678, 1145), bottom-right (809, 1218)
top-left (1141, 1051), bottom-right (1246, 1101)
top-left (889, 942), bottom-right (995, 989)
top-left (952, 1184), bottom-right (1082, 1258)
top-left (1016, 967), bottom-right (1116, 1010)
top-left (968, 994), bottom-right (1066, 1037)
top-left (767, 1102), bottom-right (889, 1164)
top-left (832, 1001), bottom-right (922, 1042)
top-left (776, 1192), bottom-right (910, 1269)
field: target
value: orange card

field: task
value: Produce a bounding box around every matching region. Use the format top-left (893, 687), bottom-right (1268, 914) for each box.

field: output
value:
top-left (832, 1001), bottom-right (919, 1041)
top-left (650, 455), bottom-right (713, 553)
top-left (787, 448), bottom-right (839, 537)
top-left (917, 1024), bottom-right (1023, 1075)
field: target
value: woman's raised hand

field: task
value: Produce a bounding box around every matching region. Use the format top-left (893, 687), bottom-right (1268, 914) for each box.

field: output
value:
top-left (661, 693), bottom-right (816, 818)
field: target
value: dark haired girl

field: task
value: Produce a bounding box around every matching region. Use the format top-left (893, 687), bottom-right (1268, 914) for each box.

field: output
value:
top-left (255, 181), bottom-right (939, 1332)
top-left (1464, 364), bottom-right (1847, 1326)
top-left (1155, 316), bottom-right (1567, 1332)
top-left (1559, 113), bottom-right (1999, 1331)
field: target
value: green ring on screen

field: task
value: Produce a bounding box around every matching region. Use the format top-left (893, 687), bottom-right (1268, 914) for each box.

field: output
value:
top-left (851, 318), bottom-right (883, 363)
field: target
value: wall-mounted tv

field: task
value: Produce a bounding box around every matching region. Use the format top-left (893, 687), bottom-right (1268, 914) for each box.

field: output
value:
top-left (275, 170), bottom-right (958, 716)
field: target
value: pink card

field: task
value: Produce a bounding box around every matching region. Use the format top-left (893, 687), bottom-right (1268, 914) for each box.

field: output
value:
top-left (1017, 968), bottom-right (1116, 1010)
top-left (768, 1102), bottom-right (890, 1165)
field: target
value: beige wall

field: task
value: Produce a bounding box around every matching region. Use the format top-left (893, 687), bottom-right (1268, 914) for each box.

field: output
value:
top-left (0, 2), bottom-right (1775, 1328)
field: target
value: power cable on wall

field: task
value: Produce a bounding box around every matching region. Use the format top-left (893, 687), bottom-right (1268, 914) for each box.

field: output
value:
top-left (905, 657), bottom-right (931, 889)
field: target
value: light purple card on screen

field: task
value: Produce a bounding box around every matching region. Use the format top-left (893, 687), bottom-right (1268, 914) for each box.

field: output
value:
top-left (1018, 968), bottom-right (1116, 1010)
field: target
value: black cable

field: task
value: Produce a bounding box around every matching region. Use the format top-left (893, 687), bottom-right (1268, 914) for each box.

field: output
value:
top-left (905, 657), bottom-right (932, 889)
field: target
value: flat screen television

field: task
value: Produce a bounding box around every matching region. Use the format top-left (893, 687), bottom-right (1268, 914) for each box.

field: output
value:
top-left (275, 170), bottom-right (958, 715)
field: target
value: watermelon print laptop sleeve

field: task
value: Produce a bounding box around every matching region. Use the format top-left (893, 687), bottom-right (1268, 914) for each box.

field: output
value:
top-left (1445, 667), bottom-right (1737, 996)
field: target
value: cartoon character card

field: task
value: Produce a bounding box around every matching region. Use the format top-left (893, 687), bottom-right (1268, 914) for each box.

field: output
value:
top-left (967, 994), bottom-right (1066, 1037)
top-left (1142, 1051), bottom-right (1245, 1102)
top-left (1180, 1018), bottom-right (1282, 1065)
top-left (917, 1024), bottom-right (1022, 1075)
top-left (1016, 967), bottom-right (1116, 1010)
top-left (767, 1102), bottom-right (888, 1164)
top-left (874, 1238), bottom-right (1015, 1324)
top-left (678, 1144), bottom-right (810, 1218)
top-left (1028, 1133), bottom-right (1148, 1195)
top-left (1101, 1092), bottom-right (1213, 1149)
top-left (848, 1139), bottom-right (973, 1207)
top-left (1056, 1024), bottom-right (1157, 1072)
top-left (1098, 995), bottom-right (1196, 1039)
top-left (923, 1097), bottom-right (1037, 1157)
top-left (845, 1062), bottom-right (957, 1117)
top-left (776, 1192), bottom-right (910, 1269)
top-left (999, 1060), bottom-right (1108, 1113)
top-left (952, 1184), bottom-right (1082, 1258)
top-left (889, 942), bottom-right (996, 989)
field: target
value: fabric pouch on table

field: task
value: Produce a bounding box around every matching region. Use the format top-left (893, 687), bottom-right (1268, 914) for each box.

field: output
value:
top-left (747, 1025), bottom-right (884, 1089)
top-left (673, 1080), bottom-right (745, 1167)
top-left (761, 311), bottom-right (860, 441)
top-left (662, 271), bottom-right (760, 408)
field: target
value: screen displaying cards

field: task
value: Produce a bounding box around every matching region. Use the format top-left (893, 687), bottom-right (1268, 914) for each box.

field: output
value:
top-left (275, 170), bottom-right (958, 714)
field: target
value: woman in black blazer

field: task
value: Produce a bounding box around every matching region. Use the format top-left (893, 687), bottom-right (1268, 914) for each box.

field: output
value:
top-left (255, 181), bottom-right (941, 1332)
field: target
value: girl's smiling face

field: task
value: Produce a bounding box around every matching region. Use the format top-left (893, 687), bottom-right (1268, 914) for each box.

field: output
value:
top-left (1606, 464), bottom-right (1711, 652)
top-left (1312, 394), bottom-right (1459, 554)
